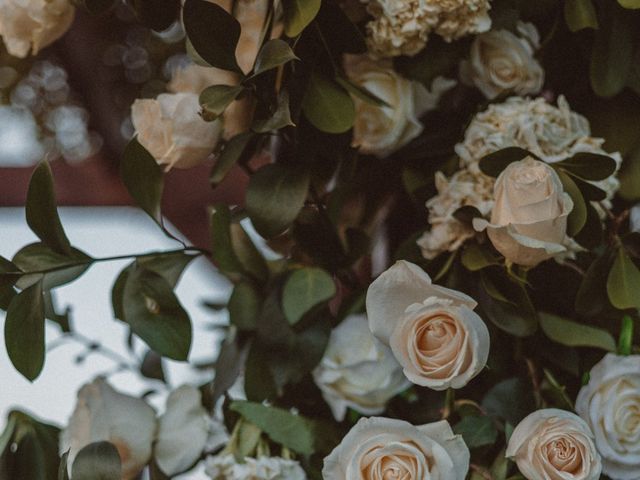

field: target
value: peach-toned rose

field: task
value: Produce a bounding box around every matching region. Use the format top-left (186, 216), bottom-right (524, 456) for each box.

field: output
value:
top-left (473, 157), bottom-right (573, 267)
top-left (507, 409), bottom-right (602, 480)
top-left (0, 0), bottom-right (75, 58)
top-left (576, 354), bottom-right (640, 480)
top-left (323, 416), bottom-right (469, 479)
top-left (131, 92), bottom-right (222, 169)
top-left (366, 260), bottom-right (490, 389)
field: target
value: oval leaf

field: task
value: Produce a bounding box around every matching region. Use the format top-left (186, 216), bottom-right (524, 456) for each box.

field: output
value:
top-left (121, 138), bottom-right (164, 225)
top-left (453, 415), bottom-right (498, 449)
top-left (302, 73), bottom-right (355, 134)
top-left (282, 0), bottom-right (321, 37)
top-left (211, 132), bottom-right (257, 187)
top-left (607, 247), bottom-right (640, 310)
top-left (564, 0), bottom-right (598, 31)
top-left (539, 312), bottom-right (616, 351)
top-left (556, 152), bottom-right (617, 181)
top-left (253, 39), bottom-right (298, 76)
top-left (282, 267), bottom-right (336, 325)
top-left (71, 442), bottom-right (122, 480)
top-left (557, 170), bottom-right (587, 237)
top-left (246, 164), bottom-right (310, 238)
top-left (478, 147), bottom-right (535, 178)
top-left (618, 0), bottom-right (640, 9)
top-left (229, 282), bottom-right (261, 331)
top-left (199, 85), bottom-right (245, 121)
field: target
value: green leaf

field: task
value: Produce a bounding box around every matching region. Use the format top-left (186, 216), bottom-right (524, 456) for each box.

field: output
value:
top-left (131, 0), bottom-right (180, 31)
top-left (618, 0), bottom-right (640, 8)
top-left (453, 416), bottom-right (498, 449)
top-left (229, 223), bottom-right (269, 282)
top-left (539, 312), bottom-right (616, 351)
top-left (58, 451), bottom-right (70, 480)
top-left (137, 252), bottom-right (197, 288)
top-left (12, 243), bottom-right (92, 290)
top-left (122, 266), bottom-right (192, 360)
top-left (246, 164), bottom-right (310, 238)
top-left (210, 204), bottom-right (244, 276)
top-left (26, 162), bottom-right (71, 255)
top-left (282, 0), bottom-right (321, 37)
top-left (199, 85), bottom-right (245, 121)
top-left (567, 173), bottom-right (607, 201)
top-left (478, 147), bottom-right (534, 177)
top-left (555, 152), bottom-right (617, 180)
top-left (590, 2), bottom-right (635, 97)
top-left (452, 205), bottom-right (483, 225)
top-left (557, 170), bottom-right (587, 237)
top-left (572, 202), bottom-right (603, 249)
top-left (211, 133), bottom-right (257, 187)
top-left (282, 267), bottom-right (336, 325)
top-left (4, 280), bottom-right (45, 381)
top-left (336, 77), bottom-right (390, 108)
top-left (575, 250), bottom-right (614, 316)
top-left (302, 73), bottom-right (355, 134)
top-left (229, 283), bottom-right (261, 331)
top-left (140, 350), bottom-right (166, 382)
top-left (253, 91), bottom-right (295, 133)
top-left (461, 244), bottom-right (500, 271)
top-left (482, 378), bottom-right (536, 426)
top-left (230, 401), bottom-right (316, 455)
top-left (121, 138), bottom-right (164, 225)
top-left (607, 247), bottom-right (640, 310)
top-left (211, 328), bottom-right (250, 403)
top-left (253, 39), bottom-right (298, 76)
top-left (71, 441), bottom-right (122, 480)
top-left (564, 0), bottom-right (599, 31)
top-left (183, 0), bottom-right (242, 73)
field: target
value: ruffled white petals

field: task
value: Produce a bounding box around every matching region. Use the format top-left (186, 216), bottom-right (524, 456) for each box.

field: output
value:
top-left (205, 454), bottom-right (307, 479)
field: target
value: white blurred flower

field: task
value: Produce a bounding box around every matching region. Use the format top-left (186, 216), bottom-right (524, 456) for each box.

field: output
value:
top-left (313, 314), bottom-right (409, 421)
top-left (0, 0), bottom-right (75, 58)
top-left (576, 354), bottom-right (640, 480)
top-left (205, 454), bottom-right (307, 479)
top-left (0, 106), bottom-right (45, 167)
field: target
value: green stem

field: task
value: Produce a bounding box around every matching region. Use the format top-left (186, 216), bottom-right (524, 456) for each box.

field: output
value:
top-left (618, 315), bottom-right (634, 356)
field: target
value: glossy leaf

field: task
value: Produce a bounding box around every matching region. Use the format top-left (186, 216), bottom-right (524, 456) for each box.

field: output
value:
top-left (607, 247), bottom-right (640, 310)
top-left (199, 85), bottom-right (245, 121)
top-left (26, 162), bottom-right (71, 255)
top-left (229, 223), bottom-right (269, 282)
top-left (253, 39), bottom-right (298, 76)
top-left (282, 267), bottom-right (336, 325)
top-left (246, 163), bottom-right (310, 238)
top-left (556, 153), bottom-right (617, 180)
top-left (12, 243), bottom-right (92, 290)
top-left (71, 441), bottom-right (122, 480)
top-left (229, 282), bottom-right (261, 331)
top-left (211, 133), bottom-right (257, 187)
top-left (121, 138), bottom-right (164, 225)
top-left (4, 280), bottom-right (45, 381)
top-left (302, 73), bottom-right (355, 134)
top-left (539, 312), bottom-right (616, 351)
top-left (210, 204), bottom-right (244, 276)
top-left (282, 0), bottom-right (321, 37)
top-left (183, 0), bottom-right (242, 73)
top-left (478, 147), bottom-right (534, 177)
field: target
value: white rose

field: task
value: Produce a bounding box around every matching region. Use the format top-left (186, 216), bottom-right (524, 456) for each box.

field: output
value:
top-left (507, 409), bottom-right (602, 480)
top-left (366, 260), bottom-right (490, 389)
top-left (323, 416), bottom-right (469, 479)
top-left (312, 314), bottom-right (409, 421)
top-left (631, 204), bottom-right (640, 232)
top-left (60, 378), bottom-right (157, 480)
top-left (345, 55), bottom-right (455, 157)
top-left (131, 92), bottom-right (222, 169)
top-left (576, 354), bottom-right (640, 480)
top-left (155, 385), bottom-right (210, 476)
top-left (431, 0), bottom-right (492, 42)
top-left (473, 157), bottom-right (574, 267)
top-left (0, 0), bottom-right (75, 58)
top-left (460, 21), bottom-right (544, 99)
top-left (205, 454), bottom-right (307, 479)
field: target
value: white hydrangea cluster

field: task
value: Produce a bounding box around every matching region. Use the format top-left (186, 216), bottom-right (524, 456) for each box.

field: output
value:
top-left (205, 455), bottom-right (307, 480)
top-left (365, 0), bottom-right (492, 57)
top-left (418, 96), bottom-right (621, 260)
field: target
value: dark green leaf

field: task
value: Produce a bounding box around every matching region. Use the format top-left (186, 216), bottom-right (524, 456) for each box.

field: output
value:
top-left (253, 39), bottom-right (298, 76)
top-left (564, 0), bottom-right (598, 31)
top-left (394, 35), bottom-right (469, 85)
top-left (26, 162), bottom-right (71, 255)
top-left (572, 202), bottom-right (603, 249)
top-left (282, 0), bottom-right (321, 37)
top-left (315, 1), bottom-right (366, 54)
top-left (230, 401), bottom-right (316, 455)
top-left (302, 73), bottom-right (355, 134)
top-left (452, 205), bottom-right (483, 225)
top-left (229, 283), bottom-right (261, 331)
top-left (212, 329), bottom-right (250, 404)
top-left (12, 243), bottom-right (92, 290)
top-left (138, 252), bottom-right (197, 288)
top-left (461, 244), bottom-right (500, 271)
top-left (282, 267), bottom-right (336, 325)
top-left (199, 85), bottom-right (245, 121)
top-left (131, 0), bottom-right (180, 31)
top-left (210, 204), bottom-right (244, 276)
top-left (183, 0), bottom-right (243, 73)
top-left (453, 416), bottom-right (498, 449)
top-left (607, 247), bottom-right (640, 310)
top-left (121, 138), bottom-right (164, 225)
top-left (111, 265), bottom-right (132, 321)
top-left (211, 133), bottom-right (257, 187)
top-left (556, 152), bottom-right (617, 180)
top-left (482, 378), bottom-right (536, 426)
top-left (140, 350), bottom-right (166, 382)
top-left (575, 250), bottom-right (614, 316)
top-left (244, 342), bottom-right (278, 401)
top-left (71, 442), bottom-right (122, 480)
top-left (246, 163), bottom-right (310, 238)
top-left (336, 77), bottom-right (390, 108)
top-left (479, 148), bottom-right (534, 177)
top-left (618, 0), bottom-right (640, 9)
top-left (253, 91), bottom-right (295, 133)
top-left (566, 173), bottom-right (607, 201)
top-left (122, 267), bottom-right (192, 360)
top-left (557, 170), bottom-right (587, 237)
top-left (73, 0), bottom-right (117, 14)
top-left (58, 451), bottom-right (70, 480)
top-left (229, 223), bottom-right (269, 282)
top-left (539, 312), bottom-right (616, 350)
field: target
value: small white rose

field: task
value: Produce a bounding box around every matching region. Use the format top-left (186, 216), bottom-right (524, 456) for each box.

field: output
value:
top-left (507, 408), bottom-right (602, 480)
top-left (366, 260), bottom-right (490, 390)
top-left (460, 21), bottom-right (544, 100)
top-left (323, 416), bottom-right (469, 480)
top-left (345, 55), bottom-right (455, 157)
top-left (473, 156), bottom-right (574, 267)
top-left (576, 354), bottom-right (640, 480)
top-left (131, 92), bottom-right (222, 170)
top-left (0, 0), bottom-right (75, 58)
top-left (312, 314), bottom-right (409, 421)
top-left (205, 454), bottom-right (307, 479)
top-left (155, 385), bottom-right (210, 476)
top-left (60, 378), bottom-right (157, 480)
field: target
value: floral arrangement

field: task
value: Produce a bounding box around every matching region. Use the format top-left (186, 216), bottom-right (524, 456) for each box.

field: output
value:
top-left (1, 0), bottom-right (640, 479)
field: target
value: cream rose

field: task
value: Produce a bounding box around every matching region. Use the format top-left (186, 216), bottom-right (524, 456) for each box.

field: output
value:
top-left (345, 55), bottom-right (455, 157)
top-left (312, 314), bottom-right (409, 421)
top-left (473, 157), bottom-right (573, 267)
top-left (366, 260), bottom-right (490, 389)
top-left (0, 0), bottom-right (75, 58)
top-left (507, 409), bottom-right (602, 480)
top-left (205, 454), bottom-right (307, 479)
top-left (323, 416), bottom-right (469, 479)
top-left (131, 92), bottom-right (222, 169)
top-left (60, 379), bottom-right (157, 480)
top-left (576, 354), bottom-right (640, 480)
top-left (460, 21), bottom-right (544, 99)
